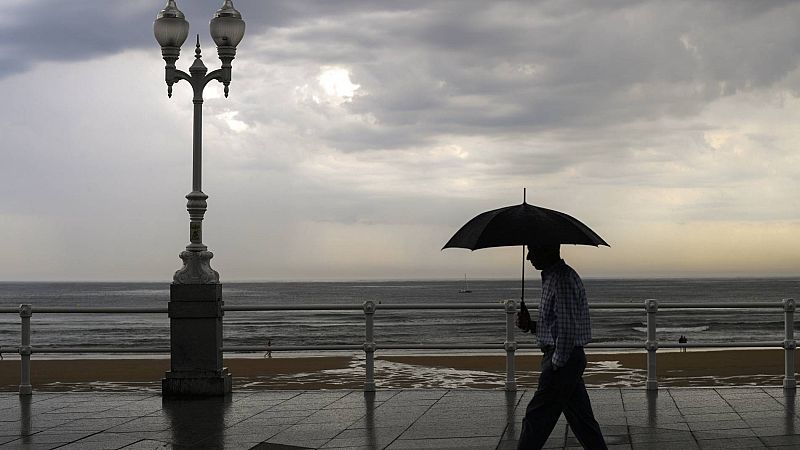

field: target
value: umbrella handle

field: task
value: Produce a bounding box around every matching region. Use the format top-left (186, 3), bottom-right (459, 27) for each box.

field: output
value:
top-left (520, 244), bottom-right (525, 303)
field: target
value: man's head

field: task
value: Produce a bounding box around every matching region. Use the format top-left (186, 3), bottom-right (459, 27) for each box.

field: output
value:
top-left (526, 244), bottom-right (561, 270)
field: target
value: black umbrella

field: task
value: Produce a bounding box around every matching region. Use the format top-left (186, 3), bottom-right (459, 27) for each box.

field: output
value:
top-left (442, 190), bottom-right (608, 312)
top-left (442, 202), bottom-right (608, 250)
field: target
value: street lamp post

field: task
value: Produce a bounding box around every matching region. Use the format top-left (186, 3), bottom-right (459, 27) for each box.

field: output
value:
top-left (154, 0), bottom-right (245, 396)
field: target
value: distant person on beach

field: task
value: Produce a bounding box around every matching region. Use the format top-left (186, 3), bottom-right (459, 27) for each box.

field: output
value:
top-left (516, 244), bottom-right (607, 450)
top-left (679, 335), bottom-right (687, 352)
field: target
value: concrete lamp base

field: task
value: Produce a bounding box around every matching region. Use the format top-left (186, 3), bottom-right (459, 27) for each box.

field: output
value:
top-left (163, 283), bottom-right (230, 397)
top-left (162, 368), bottom-right (232, 396)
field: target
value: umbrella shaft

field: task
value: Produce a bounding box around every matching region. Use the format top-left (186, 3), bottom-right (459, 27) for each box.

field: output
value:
top-left (520, 245), bottom-right (525, 302)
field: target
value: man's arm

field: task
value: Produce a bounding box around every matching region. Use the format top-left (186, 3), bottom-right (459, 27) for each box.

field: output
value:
top-left (552, 274), bottom-right (580, 367)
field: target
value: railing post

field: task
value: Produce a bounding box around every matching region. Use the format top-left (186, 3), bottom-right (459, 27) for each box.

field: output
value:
top-left (363, 300), bottom-right (376, 392)
top-left (19, 304), bottom-right (32, 396)
top-left (645, 299), bottom-right (658, 391)
top-left (783, 298), bottom-right (796, 390)
top-left (503, 300), bottom-right (517, 391)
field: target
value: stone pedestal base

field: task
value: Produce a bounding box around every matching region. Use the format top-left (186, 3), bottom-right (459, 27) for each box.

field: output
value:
top-left (163, 283), bottom-right (230, 397)
top-left (162, 368), bottom-right (232, 396)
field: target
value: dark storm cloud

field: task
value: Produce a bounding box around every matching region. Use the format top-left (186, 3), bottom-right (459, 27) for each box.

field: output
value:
top-left (237, 0), bottom-right (800, 155)
top-left (0, 0), bottom-right (424, 78)
top-left (0, 1), bottom-right (152, 77)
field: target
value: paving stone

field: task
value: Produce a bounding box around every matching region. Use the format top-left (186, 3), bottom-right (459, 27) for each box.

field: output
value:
top-left (400, 423), bottom-right (506, 440)
top-left (680, 405), bottom-right (737, 416)
top-left (760, 434), bottom-right (800, 446)
top-left (692, 428), bottom-right (757, 440)
top-left (320, 426), bottom-right (405, 448)
top-left (261, 437), bottom-right (329, 449)
top-left (589, 424), bottom-right (623, 436)
top-left (696, 436), bottom-right (766, 449)
top-left (57, 433), bottom-right (143, 450)
top-left (740, 410), bottom-right (797, 420)
top-left (299, 408), bottom-right (366, 425)
top-left (631, 441), bottom-right (699, 450)
top-left (626, 415), bottom-right (688, 430)
top-left (118, 439), bottom-right (172, 449)
top-left (688, 419), bottom-right (750, 431)
top-left (57, 416), bottom-right (136, 431)
top-left (629, 429), bottom-right (694, 443)
top-left (270, 422), bottom-right (350, 442)
top-left (385, 436), bottom-right (501, 449)
top-left (749, 426), bottom-right (800, 436)
top-left (106, 416), bottom-right (172, 433)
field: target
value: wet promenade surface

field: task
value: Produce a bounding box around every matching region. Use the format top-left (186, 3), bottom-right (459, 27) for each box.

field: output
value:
top-left (1, 387), bottom-right (799, 449)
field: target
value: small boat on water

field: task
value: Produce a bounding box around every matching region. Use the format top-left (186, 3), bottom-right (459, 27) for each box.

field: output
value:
top-left (459, 274), bottom-right (472, 293)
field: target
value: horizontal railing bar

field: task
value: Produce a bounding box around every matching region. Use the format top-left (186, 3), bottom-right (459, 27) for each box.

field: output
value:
top-left (586, 303), bottom-right (644, 309)
top-left (379, 343), bottom-right (502, 350)
top-left (660, 342), bottom-right (784, 348)
top-left (585, 343), bottom-right (645, 349)
top-left (222, 344), bottom-right (651, 352)
top-left (0, 302), bottom-right (788, 315)
top-left (31, 347), bottom-right (170, 353)
top-left (491, 343), bottom-right (649, 350)
top-left (224, 305), bottom-right (363, 312)
top-left (30, 307), bottom-right (168, 314)
top-left (657, 302), bottom-right (783, 309)
top-left (225, 304), bottom-right (507, 311)
top-left (377, 303), bottom-right (505, 310)
top-left (225, 302), bottom-right (787, 312)
top-left (223, 345), bottom-right (364, 352)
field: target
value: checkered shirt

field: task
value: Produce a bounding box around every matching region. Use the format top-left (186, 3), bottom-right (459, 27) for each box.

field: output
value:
top-left (536, 259), bottom-right (592, 367)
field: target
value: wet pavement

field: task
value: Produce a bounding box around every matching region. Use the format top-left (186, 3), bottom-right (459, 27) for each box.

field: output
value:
top-left (1, 387), bottom-right (799, 449)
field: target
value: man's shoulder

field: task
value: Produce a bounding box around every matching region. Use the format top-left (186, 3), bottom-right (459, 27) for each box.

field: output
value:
top-left (552, 261), bottom-right (583, 284)
top-left (562, 262), bottom-right (580, 276)
top-left (552, 260), bottom-right (579, 276)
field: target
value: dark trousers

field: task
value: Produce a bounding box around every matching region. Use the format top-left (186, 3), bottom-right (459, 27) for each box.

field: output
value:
top-left (517, 347), bottom-right (607, 450)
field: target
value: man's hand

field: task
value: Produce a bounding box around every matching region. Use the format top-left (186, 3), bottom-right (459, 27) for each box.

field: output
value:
top-left (516, 310), bottom-right (531, 332)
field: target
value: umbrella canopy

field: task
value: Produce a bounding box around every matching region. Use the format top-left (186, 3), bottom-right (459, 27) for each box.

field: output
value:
top-left (442, 202), bottom-right (609, 250)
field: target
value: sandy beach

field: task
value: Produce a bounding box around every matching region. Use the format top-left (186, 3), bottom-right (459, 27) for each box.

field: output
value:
top-left (0, 349), bottom-right (791, 391)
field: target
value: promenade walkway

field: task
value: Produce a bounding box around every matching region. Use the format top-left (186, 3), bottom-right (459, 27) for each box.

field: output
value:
top-left (1, 387), bottom-right (799, 449)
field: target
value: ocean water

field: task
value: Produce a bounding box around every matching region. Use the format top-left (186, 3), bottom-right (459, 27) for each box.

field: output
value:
top-left (0, 278), bottom-right (798, 356)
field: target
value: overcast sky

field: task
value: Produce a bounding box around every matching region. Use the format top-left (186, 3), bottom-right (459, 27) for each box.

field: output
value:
top-left (2, 0), bottom-right (800, 281)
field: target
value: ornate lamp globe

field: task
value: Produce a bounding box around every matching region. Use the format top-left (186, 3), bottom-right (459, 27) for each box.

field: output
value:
top-left (209, 0), bottom-right (246, 48)
top-left (154, 0), bottom-right (190, 48)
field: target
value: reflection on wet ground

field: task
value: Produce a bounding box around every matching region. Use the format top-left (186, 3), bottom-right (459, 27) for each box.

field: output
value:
top-left (237, 356), bottom-right (782, 391)
top-left (1, 387), bottom-right (800, 449)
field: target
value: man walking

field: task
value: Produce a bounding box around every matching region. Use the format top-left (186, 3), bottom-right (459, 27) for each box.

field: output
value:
top-left (516, 244), bottom-right (607, 450)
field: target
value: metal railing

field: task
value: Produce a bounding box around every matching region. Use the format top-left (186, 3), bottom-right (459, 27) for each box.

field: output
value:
top-left (1, 298), bottom-right (796, 395)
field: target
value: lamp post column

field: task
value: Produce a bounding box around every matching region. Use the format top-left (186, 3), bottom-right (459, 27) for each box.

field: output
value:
top-left (155, 0), bottom-right (245, 396)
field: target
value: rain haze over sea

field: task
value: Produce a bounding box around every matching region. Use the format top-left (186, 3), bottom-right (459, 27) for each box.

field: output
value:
top-left (0, 278), bottom-right (797, 355)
